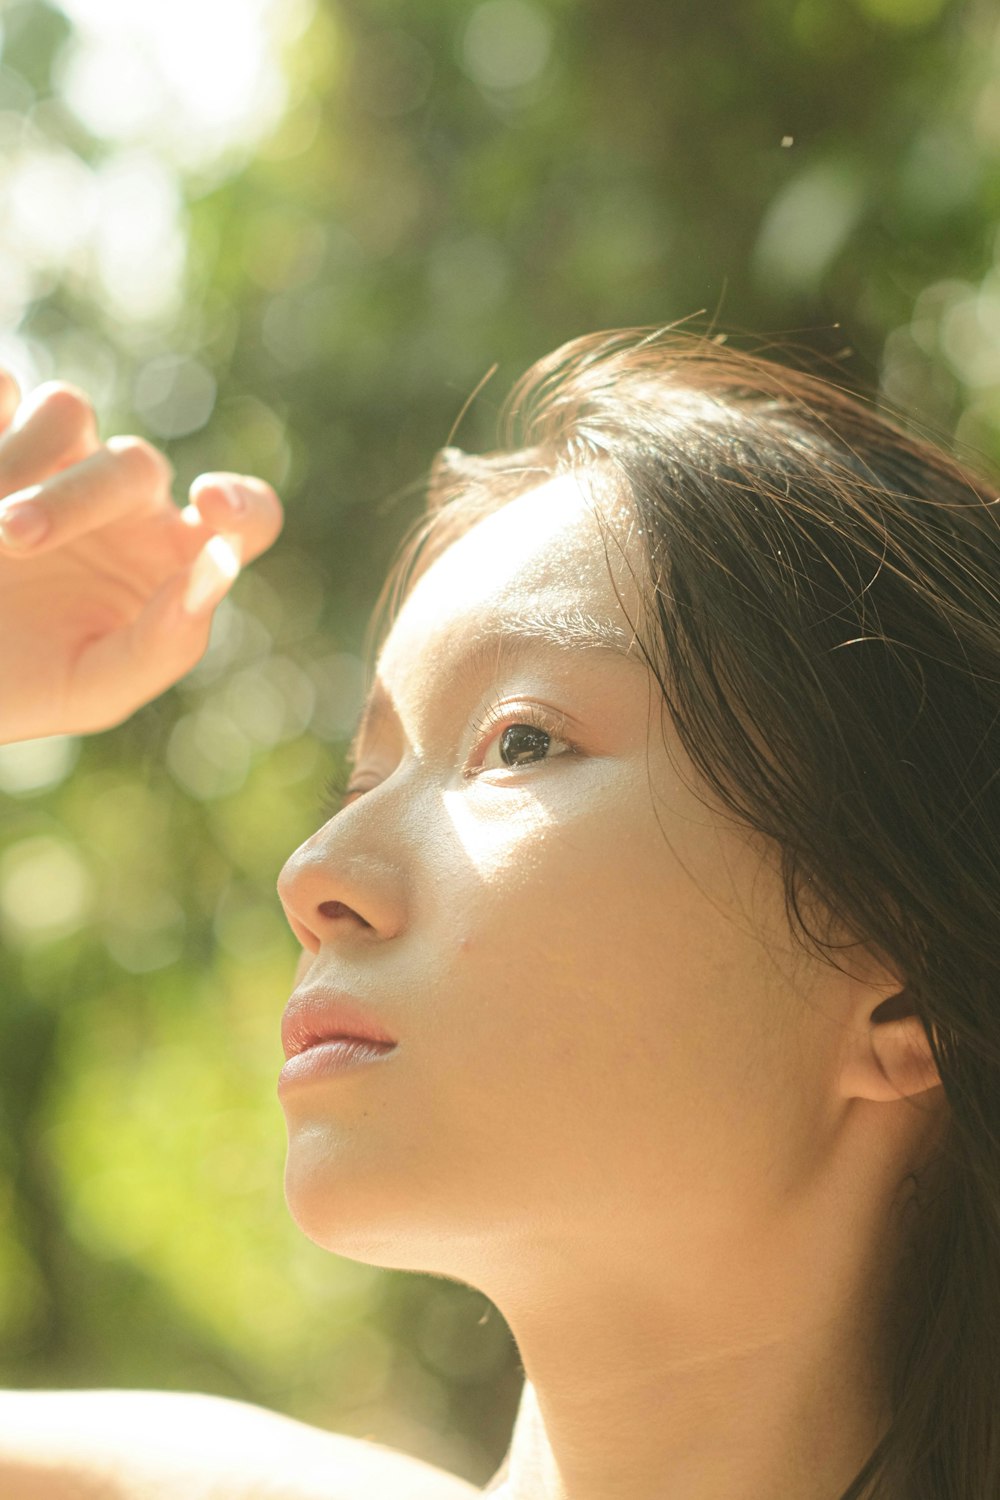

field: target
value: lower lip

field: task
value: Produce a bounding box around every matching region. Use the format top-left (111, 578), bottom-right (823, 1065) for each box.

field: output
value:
top-left (278, 1038), bottom-right (397, 1092)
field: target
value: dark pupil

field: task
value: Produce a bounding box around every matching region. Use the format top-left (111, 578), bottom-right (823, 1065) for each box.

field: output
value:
top-left (500, 724), bottom-right (549, 767)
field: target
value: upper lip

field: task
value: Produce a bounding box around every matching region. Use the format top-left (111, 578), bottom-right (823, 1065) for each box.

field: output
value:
top-left (281, 987), bottom-right (398, 1060)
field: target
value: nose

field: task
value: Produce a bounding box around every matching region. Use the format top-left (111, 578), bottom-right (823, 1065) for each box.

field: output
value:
top-left (276, 829), bottom-right (402, 952)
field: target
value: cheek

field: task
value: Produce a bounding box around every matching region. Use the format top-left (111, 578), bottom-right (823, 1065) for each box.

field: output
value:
top-left (425, 796), bottom-right (687, 1125)
top-left (445, 793), bottom-right (616, 958)
top-left (432, 792), bottom-right (809, 1187)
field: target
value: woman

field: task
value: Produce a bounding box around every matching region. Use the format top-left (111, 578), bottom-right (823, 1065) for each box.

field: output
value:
top-left (0, 326), bottom-right (995, 1500)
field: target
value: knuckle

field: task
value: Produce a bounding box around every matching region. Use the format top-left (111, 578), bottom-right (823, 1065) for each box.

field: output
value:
top-left (34, 382), bottom-right (97, 436)
top-left (107, 434), bottom-right (173, 487)
top-left (243, 475), bottom-right (284, 527)
top-left (245, 475), bottom-right (280, 505)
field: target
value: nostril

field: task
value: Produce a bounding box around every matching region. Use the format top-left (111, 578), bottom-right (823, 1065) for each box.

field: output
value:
top-left (317, 899), bottom-right (371, 927)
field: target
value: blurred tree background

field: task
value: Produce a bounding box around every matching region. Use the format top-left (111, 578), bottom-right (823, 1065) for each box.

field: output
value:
top-left (0, 0), bottom-right (999, 1486)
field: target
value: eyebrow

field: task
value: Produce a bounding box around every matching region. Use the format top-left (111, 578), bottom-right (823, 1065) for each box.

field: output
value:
top-left (346, 606), bottom-right (644, 765)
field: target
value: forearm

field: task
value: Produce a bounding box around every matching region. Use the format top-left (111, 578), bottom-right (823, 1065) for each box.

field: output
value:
top-left (0, 1390), bottom-right (481, 1500)
top-left (0, 1457), bottom-right (119, 1500)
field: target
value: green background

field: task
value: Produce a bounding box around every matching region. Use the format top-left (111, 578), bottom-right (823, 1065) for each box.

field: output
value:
top-left (1, 0), bottom-right (998, 1485)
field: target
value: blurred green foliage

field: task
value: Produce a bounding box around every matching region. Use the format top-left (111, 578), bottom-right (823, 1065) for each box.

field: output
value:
top-left (1, 0), bottom-right (999, 1486)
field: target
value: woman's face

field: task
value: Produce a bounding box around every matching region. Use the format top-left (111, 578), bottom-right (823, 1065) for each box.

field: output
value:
top-left (277, 472), bottom-right (877, 1296)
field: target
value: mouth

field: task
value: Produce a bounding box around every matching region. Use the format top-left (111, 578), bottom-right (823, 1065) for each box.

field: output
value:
top-left (280, 987), bottom-right (398, 1061)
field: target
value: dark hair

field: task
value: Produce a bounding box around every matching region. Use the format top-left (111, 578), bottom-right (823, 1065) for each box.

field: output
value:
top-left (367, 326), bottom-right (1000, 1500)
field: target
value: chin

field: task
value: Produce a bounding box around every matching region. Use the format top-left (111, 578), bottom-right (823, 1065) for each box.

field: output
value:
top-left (282, 1163), bottom-right (402, 1270)
top-left (282, 1135), bottom-right (505, 1284)
top-left (282, 1139), bottom-right (450, 1275)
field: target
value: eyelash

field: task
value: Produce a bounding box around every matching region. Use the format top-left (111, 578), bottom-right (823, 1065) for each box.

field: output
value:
top-left (318, 702), bottom-right (577, 820)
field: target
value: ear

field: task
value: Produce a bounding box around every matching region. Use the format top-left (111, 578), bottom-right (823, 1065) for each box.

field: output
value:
top-left (840, 980), bottom-right (943, 1104)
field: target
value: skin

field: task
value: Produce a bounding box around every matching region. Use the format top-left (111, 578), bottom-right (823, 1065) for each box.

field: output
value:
top-left (0, 1390), bottom-right (478, 1499)
top-left (0, 376), bottom-right (947, 1498)
top-left (0, 371), bottom-right (283, 743)
top-left (277, 470), bottom-right (947, 1500)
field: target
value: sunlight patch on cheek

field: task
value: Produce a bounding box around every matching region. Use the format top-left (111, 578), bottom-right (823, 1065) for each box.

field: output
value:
top-left (441, 784), bottom-right (556, 865)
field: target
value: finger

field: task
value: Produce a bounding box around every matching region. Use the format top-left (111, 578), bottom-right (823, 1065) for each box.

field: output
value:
top-left (0, 370), bottom-right (20, 437)
top-left (0, 382), bottom-right (99, 497)
top-left (187, 472), bottom-right (285, 566)
top-left (0, 435), bottom-right (172, 555)
top-left (70, 535), bottom-right (242, 732)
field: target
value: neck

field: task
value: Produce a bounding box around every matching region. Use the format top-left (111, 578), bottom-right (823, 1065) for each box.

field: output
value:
top-left (479, 1173), bottom-right (903, 1500)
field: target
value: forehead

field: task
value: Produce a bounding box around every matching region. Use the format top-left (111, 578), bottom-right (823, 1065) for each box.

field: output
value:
top-left (378, 471), bottom-right (642, 675)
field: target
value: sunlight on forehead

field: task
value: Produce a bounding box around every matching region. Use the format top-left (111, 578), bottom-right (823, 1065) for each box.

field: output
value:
top-left (349, 474), bottom-right (646, 769)
top-left (400, 471), bottom-right (604, 635)
top-left (430, 476), bottom-right (618, 862)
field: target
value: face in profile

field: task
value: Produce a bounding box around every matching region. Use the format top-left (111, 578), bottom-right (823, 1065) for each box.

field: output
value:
top-left (275, 471), bottom-right (890, 1303)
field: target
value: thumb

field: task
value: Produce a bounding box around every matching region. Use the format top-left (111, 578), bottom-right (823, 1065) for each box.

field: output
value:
top-left (72, 535), bottom-right (242, 731)
top-left (176, 531), bottom-right (243, 621)
top-left (131, 531), bottom-right (244, 674)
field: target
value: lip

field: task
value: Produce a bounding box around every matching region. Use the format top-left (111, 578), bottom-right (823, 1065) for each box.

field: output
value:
top-left (278, 1037), bottom-right (396, 1094)
top-left (281, 986), bottom-right (398, 1061)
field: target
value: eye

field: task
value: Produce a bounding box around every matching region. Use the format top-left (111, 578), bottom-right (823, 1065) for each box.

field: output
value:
top-left (466, 701), bottom-right (577, 778)
top-left (318, 703), bottom-right (578, 819)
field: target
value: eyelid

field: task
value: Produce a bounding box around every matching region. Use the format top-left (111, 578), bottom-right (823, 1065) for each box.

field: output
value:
top-left (462, 699), bottom-right (577, 776)
top-left (321, 700), bottom-right (578, 817)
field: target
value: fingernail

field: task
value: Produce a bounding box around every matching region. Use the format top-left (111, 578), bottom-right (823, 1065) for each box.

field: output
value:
top-left (0, 500), bottom-right (48, 549)
top-left (182, 534), bottom-right (241, 617)
top-left (221, 480), bottom-right (247, 516)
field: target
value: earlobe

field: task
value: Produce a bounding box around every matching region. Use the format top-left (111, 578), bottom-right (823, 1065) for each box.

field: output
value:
top-left (834, 945), bottom-right (945, 1104)
top-left (850, 1002), bottom-right (943, 1103)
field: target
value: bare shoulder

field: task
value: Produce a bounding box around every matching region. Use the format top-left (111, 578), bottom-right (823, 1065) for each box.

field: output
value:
top-left (0, 1388), bottom-right (483, 1500)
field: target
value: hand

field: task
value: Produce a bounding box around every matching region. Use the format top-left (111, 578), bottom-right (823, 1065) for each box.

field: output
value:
top-left (0, 372), bottom-right (284, 745)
